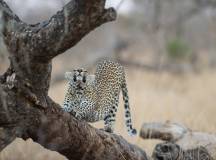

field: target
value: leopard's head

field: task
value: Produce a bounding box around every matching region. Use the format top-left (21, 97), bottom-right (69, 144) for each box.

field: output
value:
top-left (65, 68), bottom-right (88, 92)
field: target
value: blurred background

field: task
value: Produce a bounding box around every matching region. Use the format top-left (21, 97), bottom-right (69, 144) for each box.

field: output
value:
top-left (0, 0), bottom-right (216, 159)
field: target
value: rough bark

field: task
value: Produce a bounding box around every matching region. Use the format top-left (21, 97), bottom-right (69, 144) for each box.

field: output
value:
top-left (0, 0), bottom-right (148, 160)
top-left (140, 121), bottom-right (216, 159)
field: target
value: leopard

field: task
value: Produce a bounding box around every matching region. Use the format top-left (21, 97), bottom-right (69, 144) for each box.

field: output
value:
top-left (62, 59), bottom-right (137, 136)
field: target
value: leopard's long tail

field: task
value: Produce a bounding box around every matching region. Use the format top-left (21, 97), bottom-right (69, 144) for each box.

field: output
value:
top-left (121, 80), bottom-right (137, 136)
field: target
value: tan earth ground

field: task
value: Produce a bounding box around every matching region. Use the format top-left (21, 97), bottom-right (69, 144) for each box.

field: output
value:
top-left (1, 69), bottom-right (216, 159)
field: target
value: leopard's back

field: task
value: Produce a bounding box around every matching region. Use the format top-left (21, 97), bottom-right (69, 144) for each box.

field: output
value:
top-left (95, 60), bottom-right (124, 109)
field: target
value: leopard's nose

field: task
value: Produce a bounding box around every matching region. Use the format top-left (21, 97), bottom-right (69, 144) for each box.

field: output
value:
top-left (76, 76), bottom-right (83, 81)
top-left (77, 80), bottom-right (82, 85)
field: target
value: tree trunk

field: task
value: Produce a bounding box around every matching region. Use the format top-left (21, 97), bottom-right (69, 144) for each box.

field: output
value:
top-left (0, 0), bottom-right (148, 159)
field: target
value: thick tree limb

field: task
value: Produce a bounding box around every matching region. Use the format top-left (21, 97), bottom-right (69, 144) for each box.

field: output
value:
top-left (140, 121), bottom-right (216, 159)
top-left (0, 0), bottom-right (148, 160)
top-left (1, 0), bottom-right (116, 61)
top-left (33, 1), bottom-right (116, 60)
top-left (0, 85), bottom-right (148, 160)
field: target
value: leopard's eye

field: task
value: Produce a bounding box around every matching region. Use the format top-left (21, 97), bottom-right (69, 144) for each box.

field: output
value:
top-left (83, 76), bottom-right (86, 83)
top-left (73, 75), bottom-right (77, 82)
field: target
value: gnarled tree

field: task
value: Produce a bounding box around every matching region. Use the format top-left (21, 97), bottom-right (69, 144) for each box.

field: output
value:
top-left (0, 0), bottom-right (148, 160)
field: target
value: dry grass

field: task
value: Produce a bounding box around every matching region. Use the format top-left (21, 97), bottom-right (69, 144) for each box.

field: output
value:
top-left (0, 138), bottom-right (66, 160)
top-left (1, 69), bottom-right (216, 159)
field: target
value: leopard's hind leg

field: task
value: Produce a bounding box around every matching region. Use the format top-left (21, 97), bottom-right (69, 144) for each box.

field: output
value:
top-left (103, 92), bottom-right (119, 133)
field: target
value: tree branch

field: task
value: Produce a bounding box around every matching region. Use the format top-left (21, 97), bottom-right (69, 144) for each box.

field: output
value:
top-left (1, 0), bottom-right (116, 62)
top-left (33, 0), bottom-right (116, 61)
top-left (0, 85), bottom-right (148, 160)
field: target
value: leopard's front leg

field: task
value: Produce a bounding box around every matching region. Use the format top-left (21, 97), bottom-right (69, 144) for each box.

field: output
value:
top-left (74, 100), bottom-right (94, 121)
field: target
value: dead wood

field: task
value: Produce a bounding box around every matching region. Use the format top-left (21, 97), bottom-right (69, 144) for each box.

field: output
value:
top-left (140, 121), bottom-right (216, 159)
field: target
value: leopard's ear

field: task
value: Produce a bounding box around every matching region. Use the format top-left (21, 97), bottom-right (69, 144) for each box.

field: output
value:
top-left (65, 72), bottom-right (73, 81)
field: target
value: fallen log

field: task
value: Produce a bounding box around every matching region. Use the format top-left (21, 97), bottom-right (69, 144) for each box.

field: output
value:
top-left (140, 121), bottom-right (216, 159)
